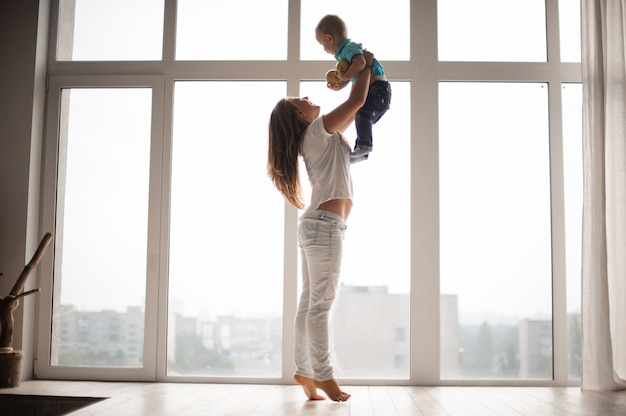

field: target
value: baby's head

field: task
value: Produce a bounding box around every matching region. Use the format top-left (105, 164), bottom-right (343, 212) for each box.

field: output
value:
top-left (315, 14), bottom-right (348, 55)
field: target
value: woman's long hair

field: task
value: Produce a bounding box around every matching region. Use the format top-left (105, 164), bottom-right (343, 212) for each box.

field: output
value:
top-left (268, 99), bottom-right (309, 209)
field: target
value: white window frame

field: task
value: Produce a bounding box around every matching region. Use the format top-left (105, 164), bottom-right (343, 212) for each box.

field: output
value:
top-left (37, 75), bottom-right (166, 381)
top-left (36, 0), bottom-right (581, 386)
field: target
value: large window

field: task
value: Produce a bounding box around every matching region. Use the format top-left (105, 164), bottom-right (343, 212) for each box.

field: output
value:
top-left (39, 0), bottom-right (582, 385)
top-left (562, 83), bottom-right (583, 380)
top-left (559, 0), bottom-right (582, 62)
top-left (57, 0), bottom-right (165, 61)
top-left (299, 81), bottom-right (412, 379)
top-left (175, 0), bottom-right (288, 60)
top-left (300, 0), bottom-right (410, 61)
top-left (167, 81), bottom-right (286, 377)
top-left (51, 88), bottom-right (152, 368)
top-left (438, 0), bottom-right (547, 62)
top-left (439, 83), bottom-right (552, 379)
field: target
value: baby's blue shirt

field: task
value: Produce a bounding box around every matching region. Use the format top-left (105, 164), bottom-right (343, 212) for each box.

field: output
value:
top-left (334, 38), bottom-right (384, 83)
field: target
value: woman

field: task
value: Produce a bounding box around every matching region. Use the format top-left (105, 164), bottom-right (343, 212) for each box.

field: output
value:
top-left (267, 50), bottom-right (375, 402)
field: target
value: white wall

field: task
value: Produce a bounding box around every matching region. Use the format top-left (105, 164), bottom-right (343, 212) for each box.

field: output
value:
top-left (0, 0), bottom-right (50, 381)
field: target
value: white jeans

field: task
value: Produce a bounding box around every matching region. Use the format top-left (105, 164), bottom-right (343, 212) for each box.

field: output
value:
top-left (295, 210), bottom-right (346, 381)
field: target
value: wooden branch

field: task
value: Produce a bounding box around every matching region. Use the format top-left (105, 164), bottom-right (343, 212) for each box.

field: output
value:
top-left (10, 232), bottom-right (52, 297)
top-left (0, 233), bottom-right (52, 349)
top-left (13, 288), bottom-right (41, 300)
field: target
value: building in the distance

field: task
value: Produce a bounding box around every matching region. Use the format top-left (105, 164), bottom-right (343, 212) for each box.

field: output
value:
top-left (54, 305), bottom-right (144, 367)
top-left (519, 319), bottom-right (552, 378)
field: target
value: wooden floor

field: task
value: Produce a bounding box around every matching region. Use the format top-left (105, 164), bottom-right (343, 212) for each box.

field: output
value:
top-left (2, 381), bottom-right (626, 415)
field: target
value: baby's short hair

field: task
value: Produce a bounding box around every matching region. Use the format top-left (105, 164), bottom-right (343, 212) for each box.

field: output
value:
top-left (316, 14), bottom-right (347, 38)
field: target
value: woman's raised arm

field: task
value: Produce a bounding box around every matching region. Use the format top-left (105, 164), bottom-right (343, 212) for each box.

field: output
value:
top-left (322, 50), bottom-right (374, 133)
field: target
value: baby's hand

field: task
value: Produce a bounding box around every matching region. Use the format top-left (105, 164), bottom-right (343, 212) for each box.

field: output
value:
top-left (334, 60), bottom-right (351, 82)
top-left (327, 81), bottom-right (343, 91)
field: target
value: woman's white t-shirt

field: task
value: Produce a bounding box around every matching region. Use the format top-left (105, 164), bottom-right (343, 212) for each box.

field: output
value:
top-left (300, 116), bottom-right (353, 218)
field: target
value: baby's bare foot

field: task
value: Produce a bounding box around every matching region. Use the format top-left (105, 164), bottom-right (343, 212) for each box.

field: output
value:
top-left (294, 374), bottom-right (325, 400)
top-left (313, 379), bottom-right (351, 402)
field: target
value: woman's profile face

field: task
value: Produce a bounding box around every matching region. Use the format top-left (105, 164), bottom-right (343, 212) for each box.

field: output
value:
top-left (289, 97), bottom-right (320, 123)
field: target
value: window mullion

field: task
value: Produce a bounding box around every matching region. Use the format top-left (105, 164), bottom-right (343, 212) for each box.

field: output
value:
top-left (162, 0), bottom-right (177, 63)
top-left (548, 80), bottom-right (568, 384)
top-left (546, 0), bottom-right (562, 63)
top-left (411, 0), bottom-right (441, 385)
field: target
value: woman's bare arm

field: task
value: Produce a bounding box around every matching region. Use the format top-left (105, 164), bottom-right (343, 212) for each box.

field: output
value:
top-left (336, 114), bottom-right (355, 134)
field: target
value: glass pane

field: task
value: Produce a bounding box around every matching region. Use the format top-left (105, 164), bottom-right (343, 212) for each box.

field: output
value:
top-left (439, 82), bottom-right (553, 379)
top-left (57, 0), bottom-right (164, 61)
top-left (300, 0), bottom-right (410, 61)
top-left (299, 81), bottom-right (411, 379)
top-left (168, 82), bottom-right (285, 377)
top-left (559, 0), bottom-right (582, 62)
top-left (176, 0), bottom-right (288, 60)
top-left (562, 83), bottom-right (582, 379)
top-left (52, 88), bottom-right (152, 367)
top-left (438, 0), bottom-right (547, 62)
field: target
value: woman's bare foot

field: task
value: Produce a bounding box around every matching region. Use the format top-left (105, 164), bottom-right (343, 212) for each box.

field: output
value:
top-left (313, 379), bottom-right (351, 402)
top-left (293, 374), bottom-right (325, 400)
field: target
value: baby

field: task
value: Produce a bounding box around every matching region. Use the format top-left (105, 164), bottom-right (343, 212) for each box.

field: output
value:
top-left (316, 14), bottom-right (392, 162)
